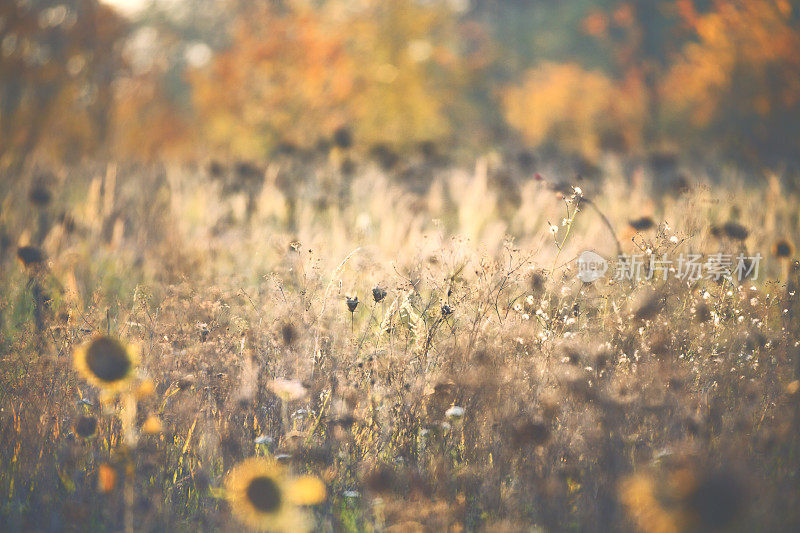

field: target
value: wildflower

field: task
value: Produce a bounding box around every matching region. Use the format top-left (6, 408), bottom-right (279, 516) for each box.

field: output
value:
top-left (445, 406), bottom-right (465, 420)
top-left (74, 415), bottom-right (98, 439)
top-left (372, 286), bottom-right (387, 303)
top-left (225, 458), bottom-right (310, 532)
top-left (270, 378), bottom-right (307, 402)
top-left (441, 304), bottom-right (453, 317)
top-left (346, 296), bottom-right (359, 313)
top-left (73, 336), bottom-right (138, 393)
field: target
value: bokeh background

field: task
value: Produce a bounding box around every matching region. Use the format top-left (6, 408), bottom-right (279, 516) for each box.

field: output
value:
top-left (4, 2), bottom-right (800, 533)
top-left (2, 0), bottom-right (799, 170)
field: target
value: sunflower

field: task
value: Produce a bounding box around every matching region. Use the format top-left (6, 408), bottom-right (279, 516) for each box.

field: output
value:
top-left (772, 238), bottom-right (794, 258)
top-left (225, 458), bottom-right (310, 532)
top-left (73, 335), bottom-right (138, 393)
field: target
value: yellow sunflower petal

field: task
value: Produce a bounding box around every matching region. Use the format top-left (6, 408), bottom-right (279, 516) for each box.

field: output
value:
top-left (286, 475), bottom-right (327, 505)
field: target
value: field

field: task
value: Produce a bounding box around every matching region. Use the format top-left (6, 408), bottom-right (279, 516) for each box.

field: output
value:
top-left (2, 153), bottom-right (800, 532)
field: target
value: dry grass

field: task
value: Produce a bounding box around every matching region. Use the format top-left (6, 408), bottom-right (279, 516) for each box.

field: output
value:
top-left (1, 154), bottom-right (799, 532)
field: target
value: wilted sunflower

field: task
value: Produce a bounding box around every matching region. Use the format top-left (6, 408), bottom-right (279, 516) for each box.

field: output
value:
top-left (772, 239), bottom-right (794, 258)
top-left (225, 458), bottom-right (310, 532)
top-left (73, 336), bottom-right (138, 393)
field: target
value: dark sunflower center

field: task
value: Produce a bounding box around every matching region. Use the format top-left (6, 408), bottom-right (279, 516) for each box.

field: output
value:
top-left (246, 476), bottom-right (282, 513)
top-left (74, 415), bottom-right (98, 438)
top-left (86, 337), bottom-right (131, 382)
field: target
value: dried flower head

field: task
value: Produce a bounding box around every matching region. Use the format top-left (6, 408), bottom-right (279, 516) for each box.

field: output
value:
top-left (372, 286), bottom-right (387, 303)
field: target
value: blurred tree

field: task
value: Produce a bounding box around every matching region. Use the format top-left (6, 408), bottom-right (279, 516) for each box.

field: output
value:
top-left (0, 0), bottom-right (127, 172)
top-left (501, 62), bottom-right (647, 159)
top-left (189, 0), bottom-right (486, 157)
top-left (188, 1), bottom-right (356, 157)
top-left (3, 0), bottom-right (800, 166)
top-left (499, 0), bottom-right (800, 162)
top-left (660, 0), bottom-right (800, 161)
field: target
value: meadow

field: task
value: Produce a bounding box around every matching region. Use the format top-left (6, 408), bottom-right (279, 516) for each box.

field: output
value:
top-left (2, 150), bottom-right (799, 532)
